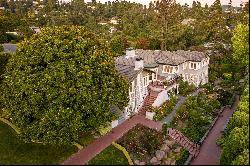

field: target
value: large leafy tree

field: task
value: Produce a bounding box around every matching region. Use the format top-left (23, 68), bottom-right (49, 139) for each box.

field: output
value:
top-left (232, 24), bottom-right (249, 69)
top-left (220, 126), bottom-right (249, 165)
top-left (0, 25), bottom-right (129, 144)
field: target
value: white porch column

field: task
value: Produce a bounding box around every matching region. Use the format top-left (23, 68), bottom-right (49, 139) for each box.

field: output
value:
top-left (176, 84), bottom-right (179, 94)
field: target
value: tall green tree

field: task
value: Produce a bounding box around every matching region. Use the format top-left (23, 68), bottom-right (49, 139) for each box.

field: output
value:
top-left (0, 25), bottom-right (129, 144)
top-left (154, 0), bottom-right (181, 50)
top-left (231, 23), bottom-right (249, 69)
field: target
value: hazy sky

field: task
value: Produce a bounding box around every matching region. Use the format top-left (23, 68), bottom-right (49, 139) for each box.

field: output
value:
top-left (84, 0), bottom-right (247, 7)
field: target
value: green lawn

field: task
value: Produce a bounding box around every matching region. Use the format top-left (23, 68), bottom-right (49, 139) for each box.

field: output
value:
top-left (0, 121), bottom-right (78, 165)
top-left (88, 145), bottom-right (129, 165)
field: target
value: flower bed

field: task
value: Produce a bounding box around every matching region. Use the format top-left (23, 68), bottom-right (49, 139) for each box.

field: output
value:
top-left (148, 95), bottom-right (178, 121)
top-left (117, 124), bottom-right (164, 162)
top-left (117, 124), bottom-right (186, 165)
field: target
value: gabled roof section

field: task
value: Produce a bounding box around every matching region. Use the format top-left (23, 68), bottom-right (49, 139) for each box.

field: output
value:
top-left (155, 50), bottom-right (207, 65)
top-left (115, 64), bottom-right (142, 82)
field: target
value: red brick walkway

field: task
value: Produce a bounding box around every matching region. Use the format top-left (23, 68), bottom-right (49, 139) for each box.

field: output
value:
top-left (190, 95), bottom-right (240, 165)
top-left (61, 114), bottom-right (162, 165)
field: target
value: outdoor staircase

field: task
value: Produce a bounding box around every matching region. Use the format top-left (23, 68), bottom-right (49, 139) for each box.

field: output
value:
top-left (167, 128), bottom-right (200, 157)
top-left (139, 90), bottom-right (158, 115)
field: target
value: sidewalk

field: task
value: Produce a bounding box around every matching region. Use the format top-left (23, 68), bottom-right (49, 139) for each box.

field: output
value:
top-left (190, 95), bottom-right (240, 165)
top-left (61, 114), bottom-right (162, 165)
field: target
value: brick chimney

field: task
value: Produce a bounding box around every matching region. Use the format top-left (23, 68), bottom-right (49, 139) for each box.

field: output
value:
top-left (134, 57), bottom-right (143, 70)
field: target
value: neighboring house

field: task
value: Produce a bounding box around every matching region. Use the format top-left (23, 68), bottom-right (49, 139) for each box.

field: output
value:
top-left (109, 26), bottom-right (117, 33)
top-left (222, 5), bottom-right (242, 13)
top-left (30, 26), bottom-right (41, 33)
top-left (181, 18), bottom-right (196, 26)
top-left (6, 31), bottom-right (18, 36)
top-left (222, 5), bottom-right (231, 13)
top-left (204, 42), bottom-right (231, 50)
top-left (110, 17), bottom-right (120, 25)
top-left (115, 49), bottom-right (209, 120)
top-left (98, 21), bottom-right (108, 25)
top-left (2, 44), bottom-right (17, 53)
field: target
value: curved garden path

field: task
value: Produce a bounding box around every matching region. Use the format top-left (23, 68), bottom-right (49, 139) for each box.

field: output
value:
top-left (190, 95), bottom-right (240, 165)
top-left (61, 114), bottom-right (162, 165)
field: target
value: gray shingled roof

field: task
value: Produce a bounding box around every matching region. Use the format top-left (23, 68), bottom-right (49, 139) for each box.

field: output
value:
top-left (2, 44), bottom-right (17, 53)
top-left (116, 49), bottom-right (207, 67)
top-left (115, 64), bottom-right (143, 82)
top-left (115, 49), bottom-right (207, 81)
top-left (115, 49), bottom-right (160, 67)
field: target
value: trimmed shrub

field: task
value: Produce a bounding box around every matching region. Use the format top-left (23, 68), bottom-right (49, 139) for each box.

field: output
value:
top-left (176, 149), bottom-right (189, 165)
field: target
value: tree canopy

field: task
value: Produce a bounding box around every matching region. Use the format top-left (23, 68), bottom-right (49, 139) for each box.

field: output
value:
top-left (220, 75), bottom-right (249, 165)
top-left (0, 25), bottom-right (129, 144)
top-left (232, 23), bottom-right (249, 69)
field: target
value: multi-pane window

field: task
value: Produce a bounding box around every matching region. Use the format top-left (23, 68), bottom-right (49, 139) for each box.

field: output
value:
top-left (194, 63), bottom-right (196, 69)
top-left (183, 62), bottom-right (188, 70)
top-left (190, 62), bottom-right (197, 70)
top-left (163, 65), bottom-right (174, 74)
top-left (153, 73), bottom-right (156, 79)
top-left (149, 74), bottom-right (152, 81)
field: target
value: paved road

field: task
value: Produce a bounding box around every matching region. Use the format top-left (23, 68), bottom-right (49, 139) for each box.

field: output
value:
top-left (61, 114), bottom-right (162, 165)
top-left (190, 95), bottom-right (240, 165)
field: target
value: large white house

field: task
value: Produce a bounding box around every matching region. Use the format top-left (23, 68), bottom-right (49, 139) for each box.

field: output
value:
top-left (114, 48), bottom-right (210, 120)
